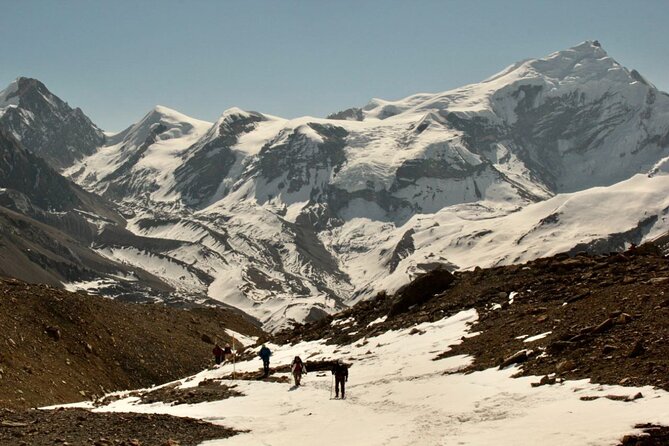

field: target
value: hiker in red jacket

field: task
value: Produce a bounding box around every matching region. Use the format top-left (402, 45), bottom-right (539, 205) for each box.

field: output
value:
top-left (291, 356), bottom-right (307, 386)
top-left (331, 360), bottom-right (349, 399)
top-left (212, 344), bottom-right (224, 365)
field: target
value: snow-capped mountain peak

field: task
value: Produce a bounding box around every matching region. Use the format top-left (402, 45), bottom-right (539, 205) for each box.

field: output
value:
top-left (0, 77), bottom-right (105, 169)
top-left (5, 42), bottom-right (668, 331)
top-left (66, 105), bottom-right (212, 201)
top-left (105, 105), bottom-right (211, 147)
top-left (362, 41), bottom-right (652, 125)
top-left (495, 39), bottom-right (651, 91)
top-left (0, 77), bottom-right (55, 108)
top-left (218, 106), bottom-right (258, 121)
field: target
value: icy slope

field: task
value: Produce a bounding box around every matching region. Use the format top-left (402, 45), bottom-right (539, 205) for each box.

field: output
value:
top-left (71, 309), bottom-right (669, 446)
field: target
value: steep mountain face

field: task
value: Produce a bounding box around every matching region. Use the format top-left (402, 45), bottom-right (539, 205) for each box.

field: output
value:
top-left (172, 108), bottom-right (267, 207)
top-left (0, 127), bottom-right (123, 226)
top-left (0, 128), bottom-right (203, 304)
top-left (0, 77), bottom-right (105, 169)
top-left (0, 129), bottom-right (83, 212)
top-left (4, 41), bottom-right (669, 330)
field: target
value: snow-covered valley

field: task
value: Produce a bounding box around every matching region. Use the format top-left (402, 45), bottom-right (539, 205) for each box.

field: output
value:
top-left (62, 308), bottom-right (669, 445)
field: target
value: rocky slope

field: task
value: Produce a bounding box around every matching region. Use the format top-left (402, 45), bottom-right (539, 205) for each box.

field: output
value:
top-left (0, 277), bottom-right (263, 410)
top-left (0, 128), bottom-right (180, 299)
top-left (0, 128), bottom-right (117, 217)
top-left (0, 408), bottom-right (238, 446)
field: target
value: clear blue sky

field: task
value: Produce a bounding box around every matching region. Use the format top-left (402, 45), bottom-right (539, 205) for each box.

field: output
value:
top-left (1, 0), bottom-right (667, 131)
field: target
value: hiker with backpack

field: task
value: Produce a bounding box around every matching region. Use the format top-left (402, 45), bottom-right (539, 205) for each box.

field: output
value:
top-left (331, 359), bottom-right (349, 399)
top-left (223, 344), bottom-right (234, 363)
top-left (212, 344), bottom-right (224, 365)
top-left (291, 356), bottom-right (307, 386)
top-left (258, 345), bottom-right (272, 377)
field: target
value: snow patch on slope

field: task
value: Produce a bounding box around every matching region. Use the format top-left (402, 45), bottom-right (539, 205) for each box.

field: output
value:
top-left (95, 246), bottom-right (208, 293)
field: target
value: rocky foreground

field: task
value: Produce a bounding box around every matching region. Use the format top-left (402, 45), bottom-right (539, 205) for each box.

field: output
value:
top-left (1, 245), bottom-right (669, 444)
top-left (0, 408), bottom-right (237, 446)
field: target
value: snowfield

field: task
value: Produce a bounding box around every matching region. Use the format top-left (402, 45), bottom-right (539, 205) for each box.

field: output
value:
top-left (60, 310), bottom-right (669, 445)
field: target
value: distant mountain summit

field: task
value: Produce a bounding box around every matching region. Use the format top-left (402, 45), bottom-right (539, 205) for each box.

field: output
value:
top-left (359, 40), bottom-right (669, 192)
top-left (0, 77), bottom-right (104, 169)
top-left (67, 105), bottom-right (212, 202)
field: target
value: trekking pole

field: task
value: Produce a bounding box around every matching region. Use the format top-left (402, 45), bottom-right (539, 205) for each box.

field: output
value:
top-left (232, 334), bottom-right (236, 380)
top-left (329, 374), bottom-right (334, 399)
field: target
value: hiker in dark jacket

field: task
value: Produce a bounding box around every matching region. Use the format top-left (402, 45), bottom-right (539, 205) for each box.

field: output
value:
top-left (258, 345), bottom-right (272, 377)
top-left (223, 344), bottom-right (234, 363)
top-left (291, 356), bottom-right (307, 386)
top-left (331, 360), bottom-right (349, 399)
top-left (212, 344), bottom-right (224, 365)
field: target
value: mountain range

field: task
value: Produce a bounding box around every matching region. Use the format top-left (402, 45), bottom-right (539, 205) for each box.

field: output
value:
top-left (1, 40), bottom-right (668, 330)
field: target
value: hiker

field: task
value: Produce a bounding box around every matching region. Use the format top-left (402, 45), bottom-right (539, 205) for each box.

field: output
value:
top-left (258, 345), bottom-right (272, 377)
top-left (212, 344), bottom-right (224, 365)
top-left (291, 356), bottom-right (307, 386)
top-left (331, 359), bottom-right (349, 399)
top-left (223, 344), bottom-right (234, 363)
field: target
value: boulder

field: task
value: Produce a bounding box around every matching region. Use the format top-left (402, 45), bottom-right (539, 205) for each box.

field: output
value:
top-left (499, 350), bottom-right (530, 369)
top-left (45, 326), bottom-right (61, 341)
top-left (556, 359), bottom-right (576, 373)
top-left (615, 313), bottom-right (633, 324)
top-left (591, 318), bottom-right (614, 334)
top-left (629, 340), bottom-right (645, 358)
top-left (388, 267), bottom-right (455, 317)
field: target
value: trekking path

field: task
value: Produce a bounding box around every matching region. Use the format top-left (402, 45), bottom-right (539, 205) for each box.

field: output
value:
top-left (71, 309), bottom-right (669, 445)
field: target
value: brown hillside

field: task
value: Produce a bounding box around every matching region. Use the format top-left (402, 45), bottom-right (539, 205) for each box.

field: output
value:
top-left (0, 278), bottom-right (264, 410)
